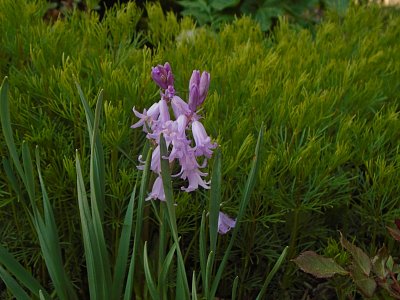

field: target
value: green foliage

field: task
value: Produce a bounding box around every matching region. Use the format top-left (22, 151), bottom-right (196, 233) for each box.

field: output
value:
top-left (0, 0), bottom-right (399, 298)
top-left (178, 0), bottom-right (347, 31)
top-left (294, 230), bottom-right (400, 298)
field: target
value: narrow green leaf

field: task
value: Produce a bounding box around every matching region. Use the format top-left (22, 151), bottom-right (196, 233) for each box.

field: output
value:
top-left (143, 242), bottom-right (160, 300)
top-left (209, 149), bottom-right (221, 255)
top-left (191, 271), bottom-right (198, 300)
top-left (0, 245), bottom-right (48, 298)
top-left (39, 290), bottom-right (47, 300)
top-left (210, 125), bottom-right (264, 298)
top-left (21, 141), bottom-right (35, 204)
top-left (35, 147), bottom-right (77, 300)
top-left (112, 185), bottom-right (137, 299)
top-left (2, 157), bottom-right (22, 200)
top-left (292, 250), bottom-right (348, 278)
top-left (76, 152), bottom-right (100, 300)
top-left (89, 89), bottom-right (106, 220)
top-left (0, 266), bottom-right (31, 300)
top-left (231, 276), bottom-right (239, 300)
top-left (159, 134), bottom-right (190, 298)
top-left (158, 243), bottom-right (177, 291)
top-left (256, 246), bottom-right (289, 299)
top-left (199, 211), bottom-right (207, 297)
top-left (0, 77), bottom-right (24, 180)
top-left (124, 149), bottom-right (152, 300)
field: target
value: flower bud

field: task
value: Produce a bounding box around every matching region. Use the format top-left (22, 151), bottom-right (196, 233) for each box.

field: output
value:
top-left (188, 83), bottom-right (199, 112)
top-left (198, 72), bottom-right (210, 105)
top-left (151, 62), bottom-right (174, 89)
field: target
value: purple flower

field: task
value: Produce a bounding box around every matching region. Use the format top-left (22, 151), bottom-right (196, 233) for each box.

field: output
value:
top-left (188, 70), bottom-right (210, 111)
top-left (146, 176), bottom-right (165, 201)
top-left (151, 62), bottom-right (174, 89)
top-left (131, 102), bottom-right (160, 132)
top-left (218, 212), bottom-right (236, 234)
top-left (192, 121), bottom-right (217, 158)
top-left (132, 63), bottom-right (217, 201)
top-left (171, 96), bottom-right (191, 119)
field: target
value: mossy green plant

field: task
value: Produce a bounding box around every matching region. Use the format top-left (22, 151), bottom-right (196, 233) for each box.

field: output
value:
top-left (0, 1), bottom-right (399, 298)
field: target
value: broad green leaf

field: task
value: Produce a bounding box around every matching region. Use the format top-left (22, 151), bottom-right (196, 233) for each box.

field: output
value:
top-left (372, 246), bottom-right (388, 279)
top-left (292, 251), bottom-right (349, 278)
top-left (340, 232), bottom-right (371, 276)
top-left (387, 226), bottom-right (400, 241)
top-left (351, 263), bottom-right (377, 298)
top-left (210, 0), bottom-right (240, 11)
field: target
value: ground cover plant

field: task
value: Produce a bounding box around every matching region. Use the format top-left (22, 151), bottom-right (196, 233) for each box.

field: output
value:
top-left (0, 0), bottom-right (400, 298)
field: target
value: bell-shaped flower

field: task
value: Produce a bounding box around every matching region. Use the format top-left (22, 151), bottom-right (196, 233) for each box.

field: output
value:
top-left (218, 212), bottom-right (236, 234)
top-left (151, 62), bottom-right (174, 89)
top-left (146, 176), bottom-right (165, 201)
top-left (131, 102), bottom-right (160, 132)
top-left (192, 121), bottom-right (217, 158)
top-left (171, 95), bottom-right (191, 118)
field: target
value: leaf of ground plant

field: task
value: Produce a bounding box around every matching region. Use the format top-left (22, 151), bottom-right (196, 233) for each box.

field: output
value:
top-left (340, 232), bottom-right (371, 276)
top-left (372, 246), bottom-right (389, 279)
top-left (387, 226), bottom-right (400, 242)
top-left (351, 263), bottom-right (377, 298)
top-left (292, 251), bottom-right (348, 278)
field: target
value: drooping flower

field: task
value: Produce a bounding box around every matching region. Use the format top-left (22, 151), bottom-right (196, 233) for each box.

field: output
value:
top-left (218, 212), bottom-right (236, 234)
top-left (146, 176), bottom-right (165, 201)
top-left (132, 63), bottom-right (217, 201)
top-left (192, 121), bottom-right (217, 158)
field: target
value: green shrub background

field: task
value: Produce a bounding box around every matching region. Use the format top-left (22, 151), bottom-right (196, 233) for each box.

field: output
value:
top-left (1, 0), bottom-right (400, 298)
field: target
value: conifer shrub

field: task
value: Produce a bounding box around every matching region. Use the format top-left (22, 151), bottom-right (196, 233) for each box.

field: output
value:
top-left (0, 0), bottom-right (399, 298)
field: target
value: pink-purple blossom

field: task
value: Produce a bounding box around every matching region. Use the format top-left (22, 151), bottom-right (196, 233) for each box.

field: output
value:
top-left (132, 62), bottom-right (217, 201)
top-left (218, 212), bottom-right (236, 234)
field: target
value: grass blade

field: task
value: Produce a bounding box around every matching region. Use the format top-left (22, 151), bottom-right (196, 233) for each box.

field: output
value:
top-left (191, 271), bottom-right (198, 300)
top-left (0, 245), bottom-right (48, 298)
top-left (0, 77), bottom-right (24, 180)
top-left (112, 185), bottom-right (137, 299)
top-left (88, 89), bottom-right (106, 220)
top-left (199, 211), bottom-right (207, 297)
top-left (76, 152), bottom-right (101, 300)
top-left (158, 242), bottom-right (177, 292)
top-left (231, 276), bottom-right (239, 300)
top-left (209, 149), bottom-right (222, 254)
top-left (159, 134), bottom-right (190, 298)
top-left (0, 266), bottom-right (31, 300)
top-left (210, 125), bottom-right (264, 298)
top-left (35, 147), bottom-right (77, 300)
top-left (123, 149), bottom-right (152, 300)
top-left (143, 242), bottom-right (160, 300)
top-left (256, 246), bottom-right (289, 300)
